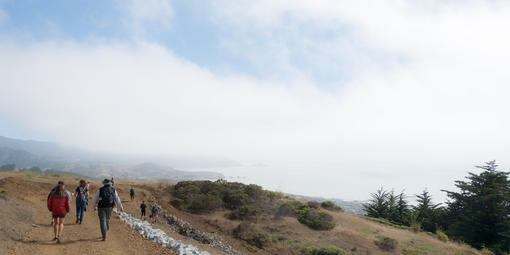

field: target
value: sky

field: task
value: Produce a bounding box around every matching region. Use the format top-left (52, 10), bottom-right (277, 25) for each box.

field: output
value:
top-left (1, 0), bottom-right (510, 201)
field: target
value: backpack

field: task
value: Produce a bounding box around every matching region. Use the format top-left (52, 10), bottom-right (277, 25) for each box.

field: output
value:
top-left (77, 187), bottom-right (87, 202)
top-left (98, 186), bottom-right (115, 208)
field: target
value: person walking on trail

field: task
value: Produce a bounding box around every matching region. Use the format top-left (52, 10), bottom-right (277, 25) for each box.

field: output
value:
top-left (150, 205), bottom-right (159, 223)
top-left (47, 181), bottom-right (72, 226)
top-left (140, 201), bottom-right (147, 219)
top-left (75, 179), bottom-right (89, 224)
top-left (47, 184), bottom-right (70, 243)
top-left (130, 186), bottom-right (135, 201)
top-left (93, 178), bottom-right (124, 241)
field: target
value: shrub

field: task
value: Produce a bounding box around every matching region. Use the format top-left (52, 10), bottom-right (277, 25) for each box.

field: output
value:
top-left (320, 201), bottom-right (343, 212)
top-left (243, 243), bottom-right (259, 253)
top-left (227, 205), bottom-right (259, 220)
top-left (308, 201), bottom-right (320, 209)
top-left (481, 248), bottom-right (495, 255)
top-left (410, 222), bottom-right (421, 233)
top-left (304, 245), bottom-right (351, 255)
top-left (170, 198), bottom-right (185, 209)
top-left (172, 180), bottom-right (279, 215)
top-left (233, 223), bottom-right (269, 249)
top-left (297, 207), bottom-right (336, 230)
top-left (436, 230), bottom-right (449, 242)
top-left (374, 236), bottom-right (398, 251)
top-left (187, 194), bottom-right (222, 213)
top-left (275, 203), bottom-right (296, 217)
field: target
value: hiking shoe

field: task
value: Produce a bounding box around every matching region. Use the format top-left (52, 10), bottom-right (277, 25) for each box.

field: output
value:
top-left (56, 238), bottom-right (60, 244)
top-left (75, 219), bottom-right (79, 224)
top-left (52, 237), bottom-right (57, 241)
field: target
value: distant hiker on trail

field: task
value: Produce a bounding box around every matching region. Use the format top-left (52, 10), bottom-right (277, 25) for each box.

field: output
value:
top-left (47, 184), bottom-right (70, 243)
top-left (47, 181), bottom-right (72, 226)
top-left (75, 179), bottom-right (89, 224)
top-left (111, 177), bottom-right (114, 186)
top-left (130, 186), bottom-right (135, 201)
top-left (150, 205), bottom-right (159, 223)
top-left (140, 201), bottom-right (147, 219)
top-left (93, 178), bottom-right (124, 241)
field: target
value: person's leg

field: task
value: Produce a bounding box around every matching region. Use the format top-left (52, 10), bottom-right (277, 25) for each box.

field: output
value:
top-left (78, 202), bottom-right (85, 223)
top-left (53, 217), bottom-right (58, 239)
top-left (76, 202), bottom-right (80, 223)
top-left (105, 207), bottom-right (112, 231)
top-left (58, 217), bottom-right (65, 239)
top-left (98, 208), bottom-right (107, 239)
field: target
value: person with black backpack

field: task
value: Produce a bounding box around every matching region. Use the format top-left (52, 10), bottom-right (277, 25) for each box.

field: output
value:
top-left (92, 178), bottom-right (124, 241)
top-left (75, 179), bottom-right (89, 224)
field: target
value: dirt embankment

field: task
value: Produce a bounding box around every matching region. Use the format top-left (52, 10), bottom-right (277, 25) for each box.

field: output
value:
top-left (0, 173), bottom-right (176, 255)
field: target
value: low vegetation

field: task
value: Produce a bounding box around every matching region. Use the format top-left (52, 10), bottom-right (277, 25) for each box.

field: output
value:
top-left (374, 236), bottom-right (398, 251)
top-left (320, 201), bottom-right (343, 212)
top-left (303, 244), bottom-right (351, 255)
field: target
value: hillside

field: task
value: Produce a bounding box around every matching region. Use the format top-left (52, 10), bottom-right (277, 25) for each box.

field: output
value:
top-left (0, 170), bottom-right (486, 255)
top-left (0, 136), bottom-right (224, 181)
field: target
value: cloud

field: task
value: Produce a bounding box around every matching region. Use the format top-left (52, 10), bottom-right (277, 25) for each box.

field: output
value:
top-left (120, 0), bottom-right (174, 37)
top-left (2, 1), bottom-right (510, 199)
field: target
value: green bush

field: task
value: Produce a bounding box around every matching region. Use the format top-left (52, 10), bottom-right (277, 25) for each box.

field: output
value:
top-left (170, 198), bottom-right (185, 209)
top-left (187, 194), bottom-right (222, 213)
top-left (172, 180), bottom-right (279, 215)
top-left (276, 203), bottom-right (296, 217)
top-left (436, 230), bottom-right (449, 242)
top-left (374, 236), bottom-right (398, 251)
top-left (320, 201), bottom-right (343, 212)
top-left (244, 243), bottom-right (259, 252)
top-left (233, 222), bottom-right (269, 249)
top-left (308, 201), bottom-right (321, 209)
top-left (297, 207), bottom-right (336, 230)
top-left (227, 205), bottom-right (259, 220)
top-left (304, 245), bottom-right (351, 255)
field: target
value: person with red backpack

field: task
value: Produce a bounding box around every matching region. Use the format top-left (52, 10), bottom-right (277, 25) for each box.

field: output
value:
top-left (75, 179), bottom-right (89, 224)
top-left (47, 183), bottom-right (70, 243)
top-left (93, 178), bottom-right (124, 241)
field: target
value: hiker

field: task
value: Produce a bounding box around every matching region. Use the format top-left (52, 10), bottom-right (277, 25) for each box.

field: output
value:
top-left (47, 181), bottom-right (72, 226)
top-left (110, 177), bottom-right (114, 186)
top-left (130, 186), bottom-right (135, 201)
top-left (47, 184), bottom-right (70, 243)
top-left (75, 179), bottom-right (89, 224)
top-left (140, 201), bottom-right (147, 219)
top-left (93, 178), bottom-right (124, 241)
top-left (150, 204), bottom-right (159, 223)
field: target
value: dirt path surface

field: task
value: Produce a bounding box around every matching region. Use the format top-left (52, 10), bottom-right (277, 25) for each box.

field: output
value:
top-left (3, 176), bottom-right (175, 255)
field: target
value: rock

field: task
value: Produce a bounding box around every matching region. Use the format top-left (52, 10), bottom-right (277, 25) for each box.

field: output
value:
top-left (113, 208), bottom-right (210, 255)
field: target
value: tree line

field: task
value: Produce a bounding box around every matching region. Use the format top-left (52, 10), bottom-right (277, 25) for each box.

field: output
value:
top-left (363, 161), bottom-right (510, 255)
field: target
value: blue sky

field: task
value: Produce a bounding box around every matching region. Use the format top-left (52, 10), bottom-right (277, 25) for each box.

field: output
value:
top-left (2, 0), bottom-right (510, 200)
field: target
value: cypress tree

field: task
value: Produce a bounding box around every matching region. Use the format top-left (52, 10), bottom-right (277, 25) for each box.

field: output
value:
top-left (443, 161), bottom-right (510, 254)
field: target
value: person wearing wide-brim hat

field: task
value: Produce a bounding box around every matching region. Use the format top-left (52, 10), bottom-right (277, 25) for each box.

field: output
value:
top-left (92, 178), bottom-right (124, 241)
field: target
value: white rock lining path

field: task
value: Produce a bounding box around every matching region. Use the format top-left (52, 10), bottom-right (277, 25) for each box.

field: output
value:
top-left (113, 208), bottom-right (211, 255)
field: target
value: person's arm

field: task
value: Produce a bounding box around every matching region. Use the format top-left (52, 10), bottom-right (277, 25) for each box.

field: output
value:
top-left (48, 196), bottom-right (53, 211)
top-left (92, 190), bottom-right (100, 209)
top-left (65, 197), bottom-right (70, 212)
top-left (114, 190), bottom-right (124, 211)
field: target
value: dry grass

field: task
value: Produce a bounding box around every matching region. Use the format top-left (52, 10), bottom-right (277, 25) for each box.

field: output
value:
top-left (0, 171), bottom-right (485, 255)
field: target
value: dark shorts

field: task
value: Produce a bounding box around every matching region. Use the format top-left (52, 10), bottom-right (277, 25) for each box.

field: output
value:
top-left (52, 214), bottom-right (66, 218)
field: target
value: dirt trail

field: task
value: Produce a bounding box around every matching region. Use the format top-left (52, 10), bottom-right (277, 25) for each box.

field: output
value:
top-left (5, 177), bottom-right (175, 255)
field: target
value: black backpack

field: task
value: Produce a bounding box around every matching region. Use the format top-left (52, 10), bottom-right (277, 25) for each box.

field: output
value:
top-left (98, 186), bottom-right (115, 208)
top-left (77, 187), bottom-right (88, 202)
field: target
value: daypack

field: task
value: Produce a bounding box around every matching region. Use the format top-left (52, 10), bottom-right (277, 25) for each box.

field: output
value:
top-left (98, 186), bottom-right (115, 208)
top-left (77, 187), bottom-right (88, 202)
